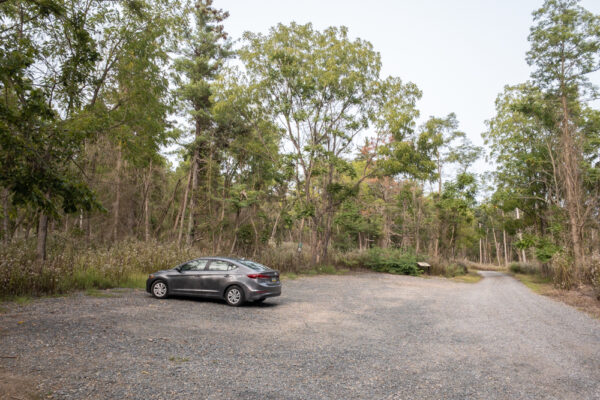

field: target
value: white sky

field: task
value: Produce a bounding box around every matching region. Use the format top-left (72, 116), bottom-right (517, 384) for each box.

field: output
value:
top-left (218, 0), bottom-right (600, 181)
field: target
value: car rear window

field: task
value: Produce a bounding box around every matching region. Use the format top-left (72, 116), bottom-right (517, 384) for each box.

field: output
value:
top-left (239, 260), bottom-right (270, 271)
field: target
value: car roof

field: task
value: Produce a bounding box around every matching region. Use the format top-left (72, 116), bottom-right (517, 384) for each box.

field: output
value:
top-left (200, 256), bottom-right (244, 263)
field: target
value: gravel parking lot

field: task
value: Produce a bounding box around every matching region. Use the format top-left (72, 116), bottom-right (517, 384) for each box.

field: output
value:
top-left (1, 271), bottom-right (599, 399)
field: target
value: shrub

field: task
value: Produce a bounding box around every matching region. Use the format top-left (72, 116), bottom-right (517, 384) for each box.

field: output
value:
top-left (360, 247), bottom-right (420, 276)
top-left (551, 252), bottom-right (574, 290)
top-left (444, 262), bottom-right (468, 277)
top-left (425, 257), bottom-right (469, 277)
top-left (509, 262), bottom-right (538, 275)
top-left (589, 253), bottom-right (600, 301)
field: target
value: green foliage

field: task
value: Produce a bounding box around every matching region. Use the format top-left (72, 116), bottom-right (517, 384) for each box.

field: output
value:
top-left (589, 254), bottom-right (600, 300)
top-left (509, 262), bottom-right (538, 275)
top-left (527, 0), bottom-right (600, 96)
top-left (362, 248), bottom-right (420, 276)
top-left (444, 262), bottom-right (469, 277)
top-left (534, 238), bottom-right (562, 262)
top-left (551, 252), bottom-right (575, 290)
top-left (513, 234), bottom-right (561, 262)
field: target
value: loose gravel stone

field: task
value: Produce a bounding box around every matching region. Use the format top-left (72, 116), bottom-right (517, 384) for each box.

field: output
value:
top-left (0, 271), bottom-right (599, 399)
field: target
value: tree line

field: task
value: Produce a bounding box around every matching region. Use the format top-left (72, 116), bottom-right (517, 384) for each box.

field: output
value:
top-left (1, 0), bottom-right (599, 289)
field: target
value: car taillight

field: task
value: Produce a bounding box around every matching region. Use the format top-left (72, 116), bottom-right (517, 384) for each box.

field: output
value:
top-left (247, 274), bottom-right (271, 279)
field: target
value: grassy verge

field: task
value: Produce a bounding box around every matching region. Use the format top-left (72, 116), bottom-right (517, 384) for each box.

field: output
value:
top-left (512, 272), bottom-right (600, 319)
top-left (85, 289), bottom-right (121, 298)
top-left (512, 273), bottom-right (553, 294)
top-left (452, 271), bottom-right (483, 283)
top-left (281, 265), bottom-right (351, 280)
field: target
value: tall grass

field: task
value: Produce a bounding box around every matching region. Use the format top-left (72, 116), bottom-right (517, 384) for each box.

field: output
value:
top-left (0, 236), bottom-right (203, 297)
top-left (1, 237), bottom-right (469, 298)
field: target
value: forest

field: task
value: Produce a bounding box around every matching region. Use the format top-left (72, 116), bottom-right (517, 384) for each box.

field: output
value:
top-left (1, 0), bottom-right (599, 297)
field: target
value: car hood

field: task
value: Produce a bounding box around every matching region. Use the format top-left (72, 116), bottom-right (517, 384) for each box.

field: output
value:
top-left (154, 269), bottom-right (172, 275)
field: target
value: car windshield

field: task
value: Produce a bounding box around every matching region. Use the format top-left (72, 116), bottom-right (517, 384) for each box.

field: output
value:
top-left (238, 260), bottom-right (270, 271)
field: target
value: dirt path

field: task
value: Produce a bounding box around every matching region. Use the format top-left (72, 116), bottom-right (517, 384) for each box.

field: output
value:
top-left (1, 272), bottom-right (599, 399)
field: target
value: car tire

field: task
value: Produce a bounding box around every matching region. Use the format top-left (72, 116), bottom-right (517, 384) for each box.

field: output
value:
top-left (225, 285), bottom-right (244, 307)
top-left (151, 280), bottom-right (168, 299)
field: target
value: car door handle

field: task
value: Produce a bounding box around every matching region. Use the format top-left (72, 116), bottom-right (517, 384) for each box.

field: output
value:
top-left (223, 274), bottom-right (230, 278)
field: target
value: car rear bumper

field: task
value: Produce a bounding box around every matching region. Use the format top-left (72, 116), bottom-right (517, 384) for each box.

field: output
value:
top-left (245, 285), bottom-right (281, 301)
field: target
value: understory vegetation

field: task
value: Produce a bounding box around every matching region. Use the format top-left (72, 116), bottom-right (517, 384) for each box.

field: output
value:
top-left (1, 239), bottom-right (471, 297)
top-left (1, 0), bottom-right (600, 299)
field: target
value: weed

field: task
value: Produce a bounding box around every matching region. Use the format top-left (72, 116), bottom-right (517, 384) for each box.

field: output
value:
top-left (168, 356), bottom-right (189, 363)
top-left (85, 289), bottom-right (119, 298)
top-left (13, 296), bottom-right (32, 305)
top-left (452, 271), bottom-right (483, 283)
top-left (514, 273), bottom-right (552, 294)
top-left (551, 252), bottom-right (574, 290)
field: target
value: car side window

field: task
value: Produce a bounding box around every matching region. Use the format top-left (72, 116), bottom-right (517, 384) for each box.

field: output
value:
top-left (207, 260), bottom-right (235, 271)
top-left (180, 259), bottom-right (207, 271)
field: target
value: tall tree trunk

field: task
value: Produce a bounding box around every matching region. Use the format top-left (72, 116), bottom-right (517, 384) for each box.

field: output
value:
top-left (250, 210), bottom-right (260, 258)
top-left (36, 212), bottom-right (48, 262)
top-left (437, 153), bottom-right (442, 195)
top-left (269, 209), bottom-right (282, 245)
top-left (177, 164), bottom-right (194, 247)
top-left (143, 161), bottom-right (153, 242)
top-left (297, 218), bottom-right (305, 254)
top-left (112, 144), bottom-right (122, 242)
top-left (230, 208), bottom-right (240, 254)
top-left (502, 211), bottom-right (509, 266)
top-left (144, 191), bottom-right (150, 242)
top-left (560, 93), bottom-right (584, 269)
top-left (2, 188), bottom-right (9, 243)
top-left (321, 208), bottom-right (334, 262)
top-left (413, 186), bottom-right (421, 255)
top-left (449, 225), bottom-right (456, 259)
top-left (516, 207), bottom-right (527, 263)
top-left (186, 153), bottom-right (198, 246)
top-left (478, 223), bottom-right (482, 263)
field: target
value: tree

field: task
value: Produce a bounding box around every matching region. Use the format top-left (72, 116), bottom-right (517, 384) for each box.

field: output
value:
top-left (174, 0), bottom-right (232, 246)
top-left (418, 113), bottom-right (464, 195)
top-left (0, 0), bottom-right (101, 260)
top-left (240, 23), bottom-right (422, 264)
top-left (527, 0), bottom-right (600, 268)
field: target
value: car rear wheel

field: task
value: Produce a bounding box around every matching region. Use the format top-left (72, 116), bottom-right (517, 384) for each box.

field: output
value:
top-left (225, 285), bottom-right (244, 307)
top-left (151, 280), bottom-right (168, 299)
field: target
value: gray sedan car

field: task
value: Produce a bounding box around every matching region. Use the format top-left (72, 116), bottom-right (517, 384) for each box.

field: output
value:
top-left (145, 257), bottom-right (281, 306)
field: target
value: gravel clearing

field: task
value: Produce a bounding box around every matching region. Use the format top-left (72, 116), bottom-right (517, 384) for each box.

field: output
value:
top-left (1, 271), bottom-right (599, 399)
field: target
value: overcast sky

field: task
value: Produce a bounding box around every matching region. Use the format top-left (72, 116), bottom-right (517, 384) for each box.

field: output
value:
top-left (218, 0), bottom-right (600, 180)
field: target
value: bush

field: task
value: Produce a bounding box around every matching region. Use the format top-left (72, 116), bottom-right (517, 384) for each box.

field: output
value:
top-left (589, 253), bottom-right (600, 301)
top-left (425, 257), bottom-right (469, 277)
top-left (509, 262), bottom-right (538, 275)
top-left (551, 252), bottom-right (574, 290)
top-left (360, 247), bottom-right (420, 276)
top-left (444, 262), bottom-right (468, 277)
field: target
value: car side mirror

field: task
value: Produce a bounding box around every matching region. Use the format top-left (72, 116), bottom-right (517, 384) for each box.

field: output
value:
top-left (175, 267), bottom-right (182, 272)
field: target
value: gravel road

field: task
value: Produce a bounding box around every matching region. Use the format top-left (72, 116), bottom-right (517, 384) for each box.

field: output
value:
top-left (1, 271), bottom-right (599, 399)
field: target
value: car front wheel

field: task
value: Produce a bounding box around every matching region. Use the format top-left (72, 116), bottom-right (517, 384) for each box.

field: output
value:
top-left (151, 280), bottom-right (168, 299)
top-left (225, 286), bottom-right (244, 307)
